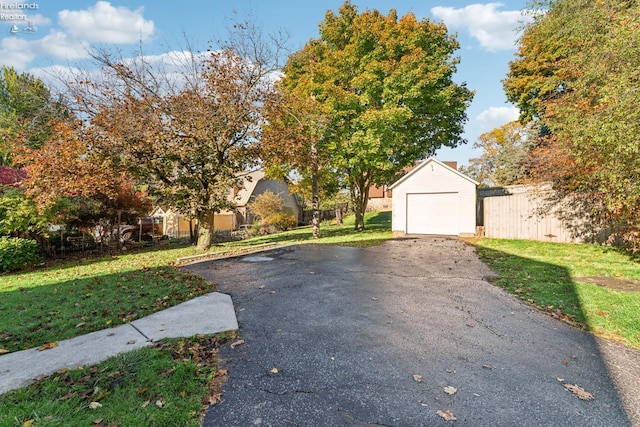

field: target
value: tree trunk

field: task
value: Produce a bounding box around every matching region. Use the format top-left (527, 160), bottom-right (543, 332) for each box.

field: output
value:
top-left (311, 140), bottom-right (320, 238)
top-left (196, 211), bottom-right (215, 250)
top-left (350, 178), bottom-right (370, 231)
top-left (335, 204), bottom-right (343, 225)
top-left (311, 175), bottom-right (320, 238)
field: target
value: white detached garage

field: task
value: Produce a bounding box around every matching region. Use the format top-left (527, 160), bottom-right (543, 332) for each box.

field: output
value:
top-left (390, 157), bottom-right (478, 237)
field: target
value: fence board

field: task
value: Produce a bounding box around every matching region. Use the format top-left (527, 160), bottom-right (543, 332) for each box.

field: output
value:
top-left (481, 185), bottom-right (608, 243)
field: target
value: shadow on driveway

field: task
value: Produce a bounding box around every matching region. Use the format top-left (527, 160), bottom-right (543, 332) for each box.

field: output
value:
top-left (184, 238), bottom-right (638, 426)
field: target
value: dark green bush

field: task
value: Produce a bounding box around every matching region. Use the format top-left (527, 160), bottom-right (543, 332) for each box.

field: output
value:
top-left (0, 237), bottom-right (40, 272)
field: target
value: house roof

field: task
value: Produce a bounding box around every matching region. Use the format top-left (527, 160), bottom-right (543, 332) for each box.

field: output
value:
top-left (233, 170), bottom-right (266, 206)
top-left (388, 157), bottom-right (478, 190)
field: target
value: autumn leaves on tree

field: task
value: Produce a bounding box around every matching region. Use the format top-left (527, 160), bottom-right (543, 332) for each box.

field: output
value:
top-left (502, 0), bottom-right (640, 248)
top-left (2, 1), bottom-right (475, 249)
top-left (266, 2), bottom-right (473, 231)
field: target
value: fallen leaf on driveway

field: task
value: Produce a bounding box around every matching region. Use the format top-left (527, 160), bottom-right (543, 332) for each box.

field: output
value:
top-left (413, 374), bottom-right (423, 383)
top-left (563, 384), bottom-right (594, 400)
top-left (230, 339), bottom-right (245, 349)
top-left (270, 368), bottom-right (279, 374)
top-left (258, 285), bottom-right (265, 289)
top-left (444, 386), bottom-right (457, 395)
top-left (38, 342), bottom-right (58, 351)
top-left (436, 409), bottom-right (457, 421)
top-left (126, 340), bottom-right (136, 345)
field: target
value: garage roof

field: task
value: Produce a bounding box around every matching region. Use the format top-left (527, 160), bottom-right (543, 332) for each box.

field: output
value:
top-left (388, 157), bottom-right (478, 190)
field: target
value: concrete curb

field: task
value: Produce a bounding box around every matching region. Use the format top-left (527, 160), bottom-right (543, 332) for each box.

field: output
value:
top-left (174, 242), bottom-right (298, 266)
top-left (0, 292), bottom-right (238, 396)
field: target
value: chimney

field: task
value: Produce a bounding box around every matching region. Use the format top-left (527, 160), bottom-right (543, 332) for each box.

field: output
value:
top-left (443, 161), bottom-right (458, 170)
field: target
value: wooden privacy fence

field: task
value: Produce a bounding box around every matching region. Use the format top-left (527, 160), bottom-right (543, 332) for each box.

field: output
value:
top-left (478, 185), bottom-right (610, 243)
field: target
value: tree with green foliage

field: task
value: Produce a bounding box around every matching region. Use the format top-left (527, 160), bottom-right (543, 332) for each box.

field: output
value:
top-left (260, 89), bottom-right (330, 238)
top-left (279, 1), bottom-right (474, 230)
top-left (464, 121), bottom-right (531, 187)
top-left (504, 0), bottom-right (640, 247)
top-left (0, 66), bottom-right (68, 165)
top-left (0, 187), bottom-right (49, 240)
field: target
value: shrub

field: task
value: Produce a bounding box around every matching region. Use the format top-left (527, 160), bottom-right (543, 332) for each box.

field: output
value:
top-left (268, 213), bottom-right (296, 231)
top-left (0, 236), bottom-right (40, 272)
top-left (248, 190), bottom-right (285, 220)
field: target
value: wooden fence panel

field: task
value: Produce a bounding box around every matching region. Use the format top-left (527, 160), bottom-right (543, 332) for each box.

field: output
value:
top-left (481, 185), bottom-right (604, 243)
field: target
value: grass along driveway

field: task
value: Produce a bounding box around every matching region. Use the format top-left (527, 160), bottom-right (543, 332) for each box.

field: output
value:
top-left (475, 238), bottom-right (640, 349)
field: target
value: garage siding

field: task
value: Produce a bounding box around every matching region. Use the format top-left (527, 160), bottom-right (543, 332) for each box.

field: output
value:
top-left (390, 158), bottom-right (477, 236)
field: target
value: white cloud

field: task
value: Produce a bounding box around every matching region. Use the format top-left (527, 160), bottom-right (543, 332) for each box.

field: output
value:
top-left (35, 30), bottom-right (90, 60)
top-left (431, 3), bottom-right (531, 52)
top-left (0, 37), bottom-right (36, 68)
top-left (476, 106), bottom-right (520, 130)
top-left (58, 1), bottom-right (154, 44)
top-left (0, 1), bottom-right (155, 71)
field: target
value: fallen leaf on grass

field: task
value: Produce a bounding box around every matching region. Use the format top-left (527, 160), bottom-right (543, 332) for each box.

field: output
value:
top-left (413, 374), bottom-right (423, 383)
top-left (444, 386), bottom-right (457, 395)
top-left (59, 392), bottom-right (76, 401)
top-left (22, 420), bottom-right (34, 427)
top-left (230, 339), bottom-right (245, 349)
top-left (38, 342), bottom-right (58, 351)
top-left (92, 418), bottom-right (103, 425)
top-left (436, 409), bottom-right (457, 421)
top-left (141, 400), bottom-right (150, 408)
top-left (155, 399), bottom-right (165, 408)
top-left (563, 384), bottom-right (594, 400)
top-left (89, 401), bottom-right (102, 409)
top-left (0, 349), bottom-right (9, 354)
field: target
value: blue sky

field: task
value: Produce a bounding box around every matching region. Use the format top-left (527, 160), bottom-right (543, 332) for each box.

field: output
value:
top-left (0, 1), bottom-right (531, 166)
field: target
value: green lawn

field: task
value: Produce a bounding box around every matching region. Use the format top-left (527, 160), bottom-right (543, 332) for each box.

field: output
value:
top-left (0, 334), bottom-right (231, 427)
top-left (475, 239), bottom-right (640, 349)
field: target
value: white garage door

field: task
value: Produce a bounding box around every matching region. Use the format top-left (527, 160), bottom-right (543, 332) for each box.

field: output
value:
top-left (406, 193), bottom-right (459, 235)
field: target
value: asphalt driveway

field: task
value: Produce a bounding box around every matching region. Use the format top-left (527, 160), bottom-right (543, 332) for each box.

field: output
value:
top-left (183, 238), bottom-right (639, 426)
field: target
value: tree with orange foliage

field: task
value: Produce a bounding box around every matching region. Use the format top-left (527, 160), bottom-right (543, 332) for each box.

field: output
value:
top-left (504, 0), bottom-right (640, 248)
top-left (69, 29), bottom-right (284, 249)
top-left (16, 120), bottom-right (151, 233)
